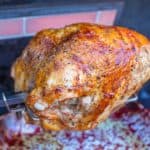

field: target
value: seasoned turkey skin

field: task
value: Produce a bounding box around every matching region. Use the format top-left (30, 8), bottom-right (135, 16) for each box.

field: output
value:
top-left (11, 25), bottom-right (80, 91)
top-left (11, 23), bottom-right (150, 130)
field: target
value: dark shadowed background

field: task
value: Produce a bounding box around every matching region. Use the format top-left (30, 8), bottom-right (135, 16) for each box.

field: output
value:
top-left (118, 0), bottom-right (150, 38)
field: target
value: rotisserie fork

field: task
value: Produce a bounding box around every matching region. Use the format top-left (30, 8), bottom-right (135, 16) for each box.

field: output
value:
top-left (0, 81), bottom-right (150, 120)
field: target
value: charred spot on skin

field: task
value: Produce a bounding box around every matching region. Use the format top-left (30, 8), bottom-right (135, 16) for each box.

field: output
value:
top-left (97, 42), bottom-right (111, 55)
top-left (41, 36), bottom-right (54, 49)
top-left (128, 31), bottom-right (142, 46)
top-left (101, 74), bottom-right (106, 78)
top-left (130, 64), bottom-right (134, 71)
top-left (55, 87), bottom-right (62, 94)
top-left (75, 75), bottom-right (80, 82)
top-left (72, 54), bottom-right (83, 64)
top-left (72, 55), bottom-right (92, 75)
top-left (82, 64), bottom-right (92, 75)
top-left (83, 30), bottom-right (95, 39)
top-left (131, 45), bottom-right (136, 51)
top-left (105, 59), bottom-right (110, 66)
top-left (96, 76), bottom-right (100, 80)
top-left (68, 88), bottom-right (73, 92)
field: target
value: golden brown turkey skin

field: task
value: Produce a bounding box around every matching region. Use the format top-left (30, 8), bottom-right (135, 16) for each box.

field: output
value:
top-left (11, 23), bottom-right (150, 130)
top-left (11, 25), bottom-right (80, 91)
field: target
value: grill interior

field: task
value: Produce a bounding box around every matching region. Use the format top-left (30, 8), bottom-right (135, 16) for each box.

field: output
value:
top-left (0, 37), bottom-right (31, 92)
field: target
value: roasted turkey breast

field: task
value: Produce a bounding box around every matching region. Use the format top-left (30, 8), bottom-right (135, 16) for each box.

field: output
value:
top-left (11, 23), bottom-right (150, 130)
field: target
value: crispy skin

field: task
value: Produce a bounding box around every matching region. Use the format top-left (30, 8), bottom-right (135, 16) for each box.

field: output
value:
top-left (11, 25), bottom-right (80, 91)
top-left (11, 23), bottom-right (150, 130)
